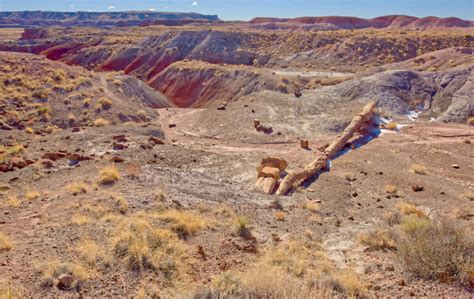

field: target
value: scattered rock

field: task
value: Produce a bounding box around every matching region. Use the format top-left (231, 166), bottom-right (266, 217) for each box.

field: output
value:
top-left (57, 273), bottom-right (74, 290)
top-left (149, 136), bottom-right (165, 145)
top-left (43, 152), bottom-right (67, 161)
top-left (113, 143), bottom-right (128, 150)
top-left (300, 139), bottom-right (309, 150)
top-left (412, 185), bottom-right (424, 192)
top-left (452, 164), bottom-right (460, 169)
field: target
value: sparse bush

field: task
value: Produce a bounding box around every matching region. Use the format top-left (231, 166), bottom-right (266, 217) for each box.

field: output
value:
top-left (93, 118), bottom-right (110, 127)
top-left (411, 163), bottom-right (427, 174)
top-left (358, 230), bottom-right (396, 250)
top-left (397, 216), bottom-right (473, 285)
top-left (98, 165), bottom-right (120, 185)
top-left (0, 232), bottom-right (13, 251)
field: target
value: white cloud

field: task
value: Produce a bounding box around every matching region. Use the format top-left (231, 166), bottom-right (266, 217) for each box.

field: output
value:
top-left (107, 5), bottom-right (115, 10)
top-left (148, 8), bottom-right (156, 11)
top-left (192, 1), bottom-right (198, 6)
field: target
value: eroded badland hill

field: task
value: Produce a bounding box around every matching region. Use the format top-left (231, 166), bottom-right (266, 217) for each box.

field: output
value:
top-left (0, 13), bottom-right (473, 298)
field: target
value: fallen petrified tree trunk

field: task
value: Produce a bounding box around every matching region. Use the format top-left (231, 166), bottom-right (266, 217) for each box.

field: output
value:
top-left (275, 100), bottom-right (378, 195)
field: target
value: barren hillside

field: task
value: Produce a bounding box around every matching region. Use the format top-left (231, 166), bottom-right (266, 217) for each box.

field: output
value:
top-left (0, 15), bottom-right (473, 299)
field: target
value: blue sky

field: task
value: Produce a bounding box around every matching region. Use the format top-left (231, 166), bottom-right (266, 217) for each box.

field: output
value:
top-left (0, 0), bottom-right (473, 20)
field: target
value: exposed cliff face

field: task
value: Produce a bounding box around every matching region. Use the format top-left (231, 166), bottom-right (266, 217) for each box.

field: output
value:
top-left (0, 11), bottom-right (219, 27)
top-left (146, 61), bottom-right (306, 108)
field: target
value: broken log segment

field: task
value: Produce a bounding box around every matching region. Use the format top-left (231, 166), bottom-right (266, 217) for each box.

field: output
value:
top-left (275, 100), bottom-right (378, 195)
top-left (255, 157), bottom-right (288, 194)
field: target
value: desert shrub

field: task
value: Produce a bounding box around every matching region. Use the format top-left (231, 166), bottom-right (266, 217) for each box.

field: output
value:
top-left (0, 232), bottom-right (13, 251)
top-left (358, 230), bottom-right (397, 250)
top-left (98, 165), bottom-right (120, 185)
top-left (397, 216), bottom-right (473, 285)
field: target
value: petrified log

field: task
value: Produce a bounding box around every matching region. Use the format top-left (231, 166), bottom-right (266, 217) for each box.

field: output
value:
top-left (255, 157), bottom-right (288, 194)
top-left (276, 100), bottom-right (378, 195)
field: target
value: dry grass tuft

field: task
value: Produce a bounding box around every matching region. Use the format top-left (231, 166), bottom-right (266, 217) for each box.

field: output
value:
top-left (115, 195), bottom-right (129, 214)
top-left (0, 280), bottom-right (24, 298)
top-left (397, 202), bottom-right (426, 217)
top-left (71, 214), bottom-right (94, 226)
top-left (25, 190), bottom-right (40, 201)
top-left (38, 260), bottom-right (90, 289)
top-left (5, 196), bottom-right (21, 208)
top-left (274, 211), bottom-right (286, 221)
top-left (154, 188), bottom-right (166, 202)
top-left (468, 117), bottom-right (474, 126)
top-left (156, 210), bottom-right (207, 238)
top-left (384, 122), bottom-right (398, 130)
top-left (93, 118), bottom-right (110, 127)
top-left (411, 163), bottom-right (427, 175)
top-left (98, 165), bottom-right (120, 185)
top-left (397, 216), bottom-right (472, 285)
top-left (67, 182), bottom-right (88, 196)
top-left (210, 239), bottom-right (365, 297)
top-left (0, 232), bottom-right (13, 251)
top-left (111, 217), bottom-right (184, 277)
top-left (384, 184), bottom-right (398, 194)
top-left (97, 97), bottom-right (112, 110)
top-left (304, 201), bottom-right (320, 212)
top-left (77, 240), bottom-right (105, 268)
top-left (358, 230), bottom-right (396, 250)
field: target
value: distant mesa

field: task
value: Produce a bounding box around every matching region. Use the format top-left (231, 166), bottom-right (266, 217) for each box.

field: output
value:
top-left (249, 15), bottom-right (473, 29)
top-left (0, 11), bottom-right (220, 28)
